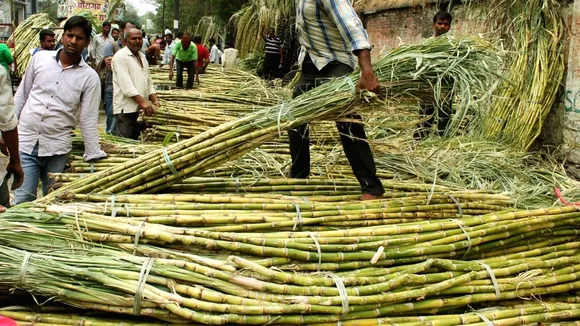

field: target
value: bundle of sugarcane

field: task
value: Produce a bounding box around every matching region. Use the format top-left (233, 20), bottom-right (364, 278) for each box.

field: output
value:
top-left (38, 36), bottom-right (500, 200)
top-left (8, 14), bottom-right (55, 77)
top-left (2, 204), bottom-right (580, 324)
top-left (239, 52), bottom-right (266, 76)
top-left (230, 0), bottom-right (295, 58)
top-left (194, 16), bottom-right (224, 45)
top-left (48, 184), bottom-right (514, 231)
top-left (475, 0), bottom-right (564, 149)
top-left (0, 307), bottom-right (173, 325)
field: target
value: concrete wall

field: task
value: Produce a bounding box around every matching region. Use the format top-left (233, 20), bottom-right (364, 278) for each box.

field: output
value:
top-left (562, 1), bottom-right (580, 163)
top-left (362, 2), bottom-right (580, 163)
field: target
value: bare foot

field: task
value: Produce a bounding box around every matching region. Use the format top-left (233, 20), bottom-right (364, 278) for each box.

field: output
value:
top-left (360, 193), bottom-right (383, 201)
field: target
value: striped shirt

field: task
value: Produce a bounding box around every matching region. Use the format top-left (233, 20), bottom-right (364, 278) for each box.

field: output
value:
top-left (296, 0), bottom-right (372, 71)
top-left (264, 36), bottom-right (282, 55)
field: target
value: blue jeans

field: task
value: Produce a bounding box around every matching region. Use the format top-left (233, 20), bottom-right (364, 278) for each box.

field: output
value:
top-left (105, 90), bottom-right (116, 134)
top-left (13, 143), bottom-right (68, 205)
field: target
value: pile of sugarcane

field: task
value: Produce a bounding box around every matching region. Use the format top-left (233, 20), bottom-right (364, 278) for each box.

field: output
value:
top-left (8, 14), bottom-right (55, 77)
top-left (194, 16), bottom-right (224, 45)
top-left (40, 36), bottom-right (500, 200)
top-left (230, 0), bottom-right (295, 58)
top-left (239, 52), bottom-right (266, 76)
top-left (2, 195), bottom-right (580, 324)
top-left (474, 0), bottom-right (564, 149)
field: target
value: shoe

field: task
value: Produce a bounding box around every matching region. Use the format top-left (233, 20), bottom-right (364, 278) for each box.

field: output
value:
top-left (360, 193), bottom-right (383, 201)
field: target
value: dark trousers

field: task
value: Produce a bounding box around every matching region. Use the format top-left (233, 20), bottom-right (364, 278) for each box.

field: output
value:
top-left (0, 176), bottom-right (10, 208)
top-left (263, 53), bottom-right (280, 80)
top-left (115, 112), bottom-right (141, 140)
top-left (288, 55), bottom-right (384, 196)
top-left (176, 59), bottom-right (194, 89)
top-left (415, 87), bottom-right (453, 139)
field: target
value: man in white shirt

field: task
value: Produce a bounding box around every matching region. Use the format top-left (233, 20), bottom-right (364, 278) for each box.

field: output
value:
top-left (112, 28), bottom-right (159, 140)
top-left (209, 38), bottom-right (221, 64)
top-left (90, 21), bottom-right (113, 68)
top-left (0, 65), bottom-right (23, 211)
top-left (13, 16), bottom-right (107, 204)
top-left (221, 42), bottom-right (238, 69)
top-left (161, 33), bottom-right (174, 65)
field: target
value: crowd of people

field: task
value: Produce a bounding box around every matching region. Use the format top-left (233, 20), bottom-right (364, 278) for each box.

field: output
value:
top-left (0, 1), bottom-right (454, 211)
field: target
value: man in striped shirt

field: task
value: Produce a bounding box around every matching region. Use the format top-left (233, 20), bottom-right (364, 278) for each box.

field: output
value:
top-left (290, 0), bottom-right (384, 201)
top-left (262, 27), bottom-right (284, 80)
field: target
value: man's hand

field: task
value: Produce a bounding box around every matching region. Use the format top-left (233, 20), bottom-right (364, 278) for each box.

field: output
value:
top-left (0, 138), bottom-right (7, 156)
top-left (169, 70), bottom-right (174, 80)
top-left (6, 161), bottom-right (24, 190)
top-left (105, 57), bottom-right (113, 71)
top-left (356, 70), bottom-right (380, 94)
top-left (139, 101), bottom-right (156, 116)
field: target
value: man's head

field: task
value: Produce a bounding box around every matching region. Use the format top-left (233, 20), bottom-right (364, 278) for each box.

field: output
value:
top-left (193, 35), bottom-right (202, 44)
top-left (209, 37), bottom-right (215, 46)
top-left (62, 16), bottom-right (92, 57)
top-left (267, 27), bottom-right (275, 38)
top-left (102, 21), bottom-right (111, 35)
top-left (165, 33), bottom-right (173, 44)
top-left (111, 28), bottom-right (120, 40)
top-left (120, 19), bottom-right (139, 39)
top-left (126, 28), bottom-right (143, 54)
top-left (176, 31), bottom-right (183, 39)
top-left (433, 11), bottom-right (452, 37)
top-left (181, 35), bottom-right (191, 49)
top-left (39, 29), bottom-right (56, 50)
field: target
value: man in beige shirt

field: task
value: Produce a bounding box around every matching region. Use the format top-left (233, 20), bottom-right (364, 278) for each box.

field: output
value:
top-left (112, 28), bottom-right (159, 139)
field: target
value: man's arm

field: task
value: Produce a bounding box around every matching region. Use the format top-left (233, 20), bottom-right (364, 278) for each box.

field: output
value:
top-left (14, 52), bottom-right (36, 118)
top-left (322, 0), bottom-right (379, 93)
top-left (79, 74), bottom-right (107, 161)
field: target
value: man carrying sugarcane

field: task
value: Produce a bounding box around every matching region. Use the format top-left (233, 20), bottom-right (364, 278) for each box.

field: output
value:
top-left (291, 0), bottom-right (384, 201)
top-left (13, 16), bottom-right (107, 204)
top-left (112, 28), bottom-right (159, 140)
top-left (414, 11), bottom-right (453, 139)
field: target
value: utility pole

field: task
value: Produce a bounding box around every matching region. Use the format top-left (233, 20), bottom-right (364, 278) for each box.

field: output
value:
top-left (162, 0), bottom-right (165, 32)
top-left (172, 0), bottom-right (179, 34)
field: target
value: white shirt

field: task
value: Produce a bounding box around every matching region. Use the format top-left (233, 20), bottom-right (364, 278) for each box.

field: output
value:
top-left (210, 44), bottom-right (222, 63)
top-left (112, 47), bottom-right (156, 115)
top-left (91, 33), bottom-right (114, 65)
top-left (14, 50), bottom-right (106, 161)
top-left (221, 48), bottom-right (239, 69)
top-left (162, 41), bottom-right (174, 65)
top-left (0, 66), bottom-right (17, 181)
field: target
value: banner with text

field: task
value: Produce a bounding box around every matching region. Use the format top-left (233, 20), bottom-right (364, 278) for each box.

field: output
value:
top-left (58, 0), bottom-right (110, 21)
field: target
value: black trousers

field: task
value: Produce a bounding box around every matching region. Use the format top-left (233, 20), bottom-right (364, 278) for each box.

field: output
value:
top-left (415, 83), bottom-right (453, 139)
top-left (0, 176), bottom-right (10, 208)
top-left (288, 55), bottom-right (384, 196)
top-left (176, 59), bottom-right (194, 89)
top-left (115, 112), bottom-right (141, 140)
top-left (263, 53), bottom-right (280, 80)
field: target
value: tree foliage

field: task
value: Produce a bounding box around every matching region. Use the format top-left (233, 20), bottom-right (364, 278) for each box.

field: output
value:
top-left (153, 0), bottom-right (247, 33)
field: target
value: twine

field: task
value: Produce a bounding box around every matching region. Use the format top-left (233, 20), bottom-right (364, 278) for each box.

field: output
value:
top-left (329, 274), bottom-right (349, 318)
top-left (235, 177), bottom-right (240, 194)
top-left (18, 252), bottom-right (33, 287)
top-left (89, 162), bottom-right (95, 173)
top-left (307, 232), bottom-right (322, 272)
top-left (162, 147), bottom-right (179, 176)
top-left (175, 126), bottom-right (180, 142)
top-left (292, 203), bottom-right (303, 231)
top-left (474, 313), bottom-right (494, 326)
top-left (109, 195), bottom-right (117, 218)
top-left (133, 258), bottom-right (155, 315)
top-left (123, 203), bottom-right (130, 217)
top-left (131, 148), bottom-right (136, 159)
top-left (133, 222), bottom-right (146, 255)
top-left (449, 218), bottom-right (472, 259)
top-left (479, 262), bottom-right (501, 299)
top-left (370, 246), bottom-right (385, 265)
